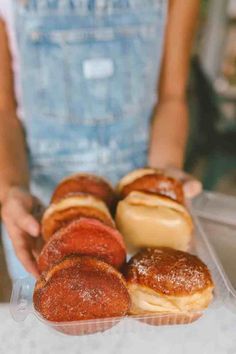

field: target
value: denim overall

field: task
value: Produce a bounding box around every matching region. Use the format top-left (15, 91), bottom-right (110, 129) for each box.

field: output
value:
top-left (2, 0), bottom-right (167, 280)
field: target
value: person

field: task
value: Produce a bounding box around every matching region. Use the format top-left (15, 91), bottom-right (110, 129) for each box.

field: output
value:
top-left (0, 0), bottom-right (201, 281)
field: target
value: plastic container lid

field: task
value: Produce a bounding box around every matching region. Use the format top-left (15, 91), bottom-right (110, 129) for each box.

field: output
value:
top-left (191, 191), bottom-right (236, 311)
top-left (192, 191), bottom-right (236, 225)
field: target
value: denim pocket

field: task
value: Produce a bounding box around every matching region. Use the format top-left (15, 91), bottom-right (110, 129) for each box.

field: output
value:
top-left (25, 23), bottom-right (159, 125)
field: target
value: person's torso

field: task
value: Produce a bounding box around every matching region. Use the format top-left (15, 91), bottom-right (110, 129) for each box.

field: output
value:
top-left (4, 0), bottom-right (168, 201)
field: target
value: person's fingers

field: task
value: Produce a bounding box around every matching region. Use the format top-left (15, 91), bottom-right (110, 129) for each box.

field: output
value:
top-left (2, 190), bottom-right (42, 237)
top-left (15, 244), bottom-right (40, 279)
top-left (32, 237), bottom-right (44, 259)
top-left (11, 200), bottom-right (40, 237)
top-left (13, 236), bottom-right (40, 278)
top-left (165, 167), bottom-right (202, 199)
top-left (6, 224), bottom-right (40, 278)
top-left (4, 221), bottom-right (22, 244)
top-left (166, 167), bottom-right (192, 183)
top-left (1, 189), bottom-right (42, 278)
top-left (183, 180), bottom-right (203, 199)
top-left (18, 214), bottom-right (40, 237)
top-left (10, 228), bottom-right (40, 277)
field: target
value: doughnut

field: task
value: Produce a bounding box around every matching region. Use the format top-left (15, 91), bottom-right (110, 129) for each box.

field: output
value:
top-left (41, 194), bottom-right (114, 241)
top-left (38, 218), bottom-right (126, 272)
top-left (34, 256), bottom-right (131, 334)
top-left (124, 247), bottom-right (214, 324)
top-left (51, 173), bottom-right (116, 209)
top-left (115, 191), bottom-right (193, 252)
top-left (117, 168), bottom-right (184, 204)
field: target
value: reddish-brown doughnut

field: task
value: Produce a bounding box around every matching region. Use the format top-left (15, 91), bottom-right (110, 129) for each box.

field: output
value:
top-left (38, 218), bottom-right (126, 272)
top-left (51, 173), bottom-right (116, 209)
top-left (34, 256), bottom-right (131, 324)
top-left (120, 172), bottom-right (184, 204)
top-left (41, 194), bottom-right (115, 241)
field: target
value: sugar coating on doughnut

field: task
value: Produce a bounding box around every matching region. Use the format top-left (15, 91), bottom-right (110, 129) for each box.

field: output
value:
top-left (34, 256), bottom-right (131, 322)
top-left (38, 218), bottom-right (126, 272)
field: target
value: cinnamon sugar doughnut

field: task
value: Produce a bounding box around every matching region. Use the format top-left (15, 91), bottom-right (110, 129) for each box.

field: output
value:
top-left (34, 256), bottom-right (131, 325)
top-left (51, 173), bottom-right (116, 209)
top-left (38, 218), bottom-right (126, 272)
top-left (41, 194), bottom-right (114, 241)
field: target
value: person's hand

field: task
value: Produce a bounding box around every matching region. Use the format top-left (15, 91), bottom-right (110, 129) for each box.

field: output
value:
top-left (148, 98), bottom-right (202, 199)
top-left (1, 186), bottom-right (44, 278)
top-left (164, 166), bottom-right (202, 199)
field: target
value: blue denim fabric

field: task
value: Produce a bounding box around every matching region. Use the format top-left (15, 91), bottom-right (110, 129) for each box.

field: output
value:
top-left (3, 0), bottom-right (167, 280)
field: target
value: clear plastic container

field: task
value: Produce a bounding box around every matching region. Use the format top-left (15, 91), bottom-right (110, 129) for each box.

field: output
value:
top-left (10, 191), bottom-right (235, 336)
top-left (192, 191), bottom-right (236, 312)
top-left (191, 191), bottom-right (236, 225)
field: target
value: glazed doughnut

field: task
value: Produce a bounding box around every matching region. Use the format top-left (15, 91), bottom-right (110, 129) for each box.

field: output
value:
top-left (38, 218), bottom-right (126, 272)
top-left (124, 247), bottom-right (214, 324)
top-left (117, 168), bottom-right (184, 204)
top-left (115, 191), bottom-right (193, 252)
top-left (41, 194), bottom-right (114, 241)
top-left (51, 173), bottom-right (116, 209)
top-left (34, 256), bottom-right (131, 324)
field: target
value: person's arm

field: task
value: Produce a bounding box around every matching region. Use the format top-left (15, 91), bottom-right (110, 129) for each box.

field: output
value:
top-left (148, 0), bottom-right (201, 197)
top-left (0, 18), bottom-right (41, 277)
top-left (0, 18), bottom-right (29, 201)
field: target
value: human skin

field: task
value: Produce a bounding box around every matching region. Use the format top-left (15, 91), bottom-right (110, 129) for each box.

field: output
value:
top-left (0, 0), bottom-right (201, 277)
top-left (149, 0), bottom-right (201, 198)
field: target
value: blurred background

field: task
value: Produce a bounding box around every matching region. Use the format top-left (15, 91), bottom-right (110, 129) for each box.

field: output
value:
top-left (186, 0), bottom-right (236, 194)
top-left (1, 0), bottom-right (236, 302)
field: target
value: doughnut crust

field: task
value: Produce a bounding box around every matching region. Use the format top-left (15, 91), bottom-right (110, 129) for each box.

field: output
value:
top-left (115, 191), bottom-right (193, 252)
top-left (124, 248), bottom-right (214, 316)
top-left (34, 256), bottom-right (131, 322)
top-left (38, 218), bottom-right (126, 272)
top-left (41, 194), bottom-right (114, 241)
top-left (51, 173), bottom-right (116, 209)
top-left (117, 168), bottom-right (184, 204)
